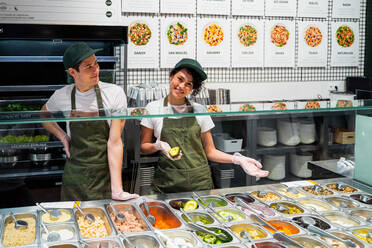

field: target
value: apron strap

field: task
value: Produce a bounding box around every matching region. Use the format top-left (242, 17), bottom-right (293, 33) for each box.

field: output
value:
top-left (70, 84), bottom-right (106, 117)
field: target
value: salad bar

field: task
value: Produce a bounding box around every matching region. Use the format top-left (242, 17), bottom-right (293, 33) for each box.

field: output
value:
top-left (1, 178), bottom-right (372, 248)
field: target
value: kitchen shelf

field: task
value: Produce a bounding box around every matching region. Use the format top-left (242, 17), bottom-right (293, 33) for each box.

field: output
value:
top-left (0, 141), bottom-right (63, 150)
top-left (256, 144), bottom-right (320, 155)
top-left (0, 56), bottom-right (118, 63)
top-left (328, 144), bottom-right (355, 150)
top-left (0, 85), bottom-right (65, 92)
top-left (0, 167), bottom-right (64, 179)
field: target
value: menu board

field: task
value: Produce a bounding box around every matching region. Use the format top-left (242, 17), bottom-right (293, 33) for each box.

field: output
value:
top-left (232, 19), bottom-right (264, 68)
top-left (0, 0), bottom-right (121, 25)
top-left (160, 0), bottom-right (196, 14)
top-left (123, 17), bottom-right (159, 68)
top-left (331, 22), bottom-right (359, 67)
top-left (197, 0), bottom-right (230, 15)
top-left (160, 17), bottom-right (196, 68)
top-left (264, 20), bottom-right (295, 68)
top-left (298, 21), bottom-right (328, 67)
top-left (122, 0), bottom-right (159, 13)
top-left (298, 0), bottom-right (328, 18)
top-left (197, 18), bottom-right (230, 68)
top-left (332, 0), bottom-right (361, 19)
top-left (265, 0), bottom-right (297, 17)
top-left (232, 0), bottom-right (264, 16)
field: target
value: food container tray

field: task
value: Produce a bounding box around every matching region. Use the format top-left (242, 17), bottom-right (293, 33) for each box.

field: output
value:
top-left (349, 208), bottom-right (372, 223)
top-left (73, 206), bottom-right (115, 240)
top-left (321, 210), bottom-right (363, 228)
top-left (323, 195), bottom-right (360, 210)
top-left (222, 193), bottom-right (256, 205)
top-left (166, 198), bottom-right (200, 212)
top-left (0, 211), bottom-right (39, 248)
top-left (137, 200), bottom-right (183, 230)
top-left (176, 209), bottom-right (218, 226)
top-left (40, 223), bottom-right (77, 245)
top-left (157, 229), bottom-right (202, 248)
top-left (121, 233), bottom-right (161, 248)
top-left (290, 213), bottom-right (334, 231)
top-left (248, 190), bottom-right (283, 203)
top-left (43, 242), bottom-right (80, 248)
top-left (290, 235), bottom-right (329, 248)
top-left (207, 207), bottom-right (247, 224)
top-left (39, 209), bottom-right (74, 225)
top-left (249, 218), bottom-right (306, 237)
top-left (79, 237), bottom-right (124, 248)
top-left (268, 201), bottom-right (308, 216)
top-left (272, 186), bottom-right (308, 200)
top-left (325, 183), bottom-right (360, 194)
top-left (194, 195), bottom-right (230, 208)
top-left (296, 197), bottom-right (337, 213)
top-left (320, 229), bottom-right (367, 248)
top-left (105, 202), bottom-right (150, 234)
top-left (348, 226), bottom-right (372, 246)
top-left (228, 222), bottom-right (272, 242)
top-left (189, 224), bottom-right (238, 246)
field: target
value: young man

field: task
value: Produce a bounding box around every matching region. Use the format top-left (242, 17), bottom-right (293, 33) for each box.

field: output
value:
top-left (42, 42), bottom-right (138, 201)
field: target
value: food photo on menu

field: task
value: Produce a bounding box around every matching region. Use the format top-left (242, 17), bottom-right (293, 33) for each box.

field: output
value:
top-left (204, 23), bottom-right (224, 47)
top-left (336, 25), bottom-right (355, 48)
top-left (238, 24), bottom-right (258, 47)
top-left (129, 22), bottom-right (152, 46)
top-left (304, 26), bottom-right (323, 48)
top-left (167, 22), bottom-right (188, 46)
top-left (271, 24), bottom-right (290, 47)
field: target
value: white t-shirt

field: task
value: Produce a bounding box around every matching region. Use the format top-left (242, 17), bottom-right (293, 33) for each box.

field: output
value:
top-left (46, 82), bottom-right (127, 133)
top-left (140, 98), bottom-right (215, 139)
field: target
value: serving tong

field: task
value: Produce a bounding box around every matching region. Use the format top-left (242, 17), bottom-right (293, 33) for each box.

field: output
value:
top-left (274, 203), bottom-right (290, 212)
top-left (187, 222), bottom-right (229, 241)
top-left (205, 204), bottom-right (233, 222)
top-left (74, 201), bottom-right (95, 223)
top-left (335, 183), bottom-right (346, 191)
top-left (79, 240), bottom-right (104, 248)
top-left (300, 216), bottom-right (356, 247)
top-left (36, 202), bottom-right (62, 220)
top-left (9, 211), bottom-right (28, 229)
top-left (40, 222), bottom-right (61, 242)
top-left (256, 191), bottom-right (268, 198)
top-left (233, 196), bottom-right (267, 216)
top-left (142, 198), bottom-right (156, 225)
top-left (119, 233), bottom-right (146, 248)
top-left (240, 230), bottom-right (257, 248)
top-left (250, 214), bottom-right (304, 248)
top-left (359, 194), bottom-right (372, 203)
top-left (109, 202), bottom-right (126, 221)
top-left (286, 187), bottom-right (299, 194)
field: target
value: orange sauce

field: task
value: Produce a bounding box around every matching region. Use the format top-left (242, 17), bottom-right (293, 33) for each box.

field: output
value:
top-left (264, 220), bottom-right (299, 235)
top-left (150, 207), bottom-right (180, 229)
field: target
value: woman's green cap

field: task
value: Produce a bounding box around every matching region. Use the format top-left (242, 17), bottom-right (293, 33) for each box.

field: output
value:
top-left (174, 58), bottom-right (207, 81)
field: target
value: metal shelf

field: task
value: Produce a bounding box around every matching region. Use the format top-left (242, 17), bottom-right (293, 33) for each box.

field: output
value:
top-left (0, 168), bottom-right (64, 179)
top-left (256, 144), bottom-right (320, 155)
top-left (0, 56), bottom-right (118, 63)
top-left (328, 144), bottom-right (355, 150)
top-left (0, 85), bottom-right (65, 92)
top-left (0, 141), bottom-right (63, 150)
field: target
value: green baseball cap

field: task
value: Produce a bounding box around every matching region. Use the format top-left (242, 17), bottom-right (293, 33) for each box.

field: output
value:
top-left (174, 58), bottom-right (207, 81)
top-left (63, 42), bottom-right (102, 70)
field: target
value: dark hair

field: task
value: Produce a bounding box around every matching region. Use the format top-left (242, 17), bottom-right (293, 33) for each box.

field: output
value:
top-left (72, 61), bottom-right (82, 72)
top-left (169, 67), bottom-right (204, 96)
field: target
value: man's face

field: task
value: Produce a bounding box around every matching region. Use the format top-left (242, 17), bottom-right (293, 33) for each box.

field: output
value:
top-left (70, 54), bottom-right (99, 88)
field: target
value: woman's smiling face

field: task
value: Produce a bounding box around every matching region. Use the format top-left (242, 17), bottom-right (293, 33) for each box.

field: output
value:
top-left (169, 68), bottom-right (194, 100)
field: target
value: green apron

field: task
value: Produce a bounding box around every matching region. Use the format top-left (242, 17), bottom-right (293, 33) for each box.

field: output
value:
top-left (61, 85), bottom-right (111, 201)
top-left (152, 97), bottom-right (214, 194)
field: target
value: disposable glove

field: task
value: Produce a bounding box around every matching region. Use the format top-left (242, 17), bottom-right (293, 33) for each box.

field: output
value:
top-left (154, 139), bottom-right (182, 160)
top-left (112, 190), bottom-right (140, 201)
top-left (232, 152), bottom-right (269, 177)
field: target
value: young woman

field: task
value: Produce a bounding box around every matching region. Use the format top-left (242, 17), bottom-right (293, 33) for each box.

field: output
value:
top-left (140, 58), bottom-right (269, 194)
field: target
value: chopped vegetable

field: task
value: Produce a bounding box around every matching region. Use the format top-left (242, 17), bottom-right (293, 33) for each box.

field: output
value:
top-left (183, 200), bottom-right (198, 211)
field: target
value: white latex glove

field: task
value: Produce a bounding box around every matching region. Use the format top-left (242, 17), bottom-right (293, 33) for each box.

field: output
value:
top-left (112, 190), bottom-right (140, 201)
top-left (154, 139), bottom-right (182, 161)
top-left (232, 153), bottom-right (269, 177)
top-left (61, 134), bottom-right (71, 158)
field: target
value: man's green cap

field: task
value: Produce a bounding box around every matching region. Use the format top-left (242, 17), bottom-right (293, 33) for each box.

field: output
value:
top-left (63, 42), bottom-right (102, 69)
top-left (174, 58), bottom-right (207, 81)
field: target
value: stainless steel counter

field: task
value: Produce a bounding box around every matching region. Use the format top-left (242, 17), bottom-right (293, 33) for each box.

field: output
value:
top-left (0, 178), bottom-right (372, 248)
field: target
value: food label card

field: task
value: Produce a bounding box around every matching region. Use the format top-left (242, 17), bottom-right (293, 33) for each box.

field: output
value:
top-left (232, 19), bottom-right (264, 68)
top-left (123, 17), bottom-right (159, 68)
top-left (122, 0), bottom-right (159, 13)
top-left (298, 0), bottom-right (328, 18)
top-left (160, 0), bottom-right (196, 14)
top-left (197, 18), bottom-right (230, 68)
top-left (331, 21), bottom-right (359, 67)
top-left (265, 0), bottom-right (297, 17)
top-left (160, 17), bottom-right (196, 68)
top-left (232, 0), bottom-right (264, 16)
top-left (332, 0), bottom-right (361, 19)
top-left (298, 21), bottom-right (328, 67)
top-left (264, 20), bottom-right (295, 67)
top-left (197, 0), bottom-right (230, 15)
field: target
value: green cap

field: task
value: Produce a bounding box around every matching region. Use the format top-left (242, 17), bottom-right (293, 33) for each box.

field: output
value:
top-left (63, 42), bottom-right (102, 70)
top-left (174, 58), bottom-right (207, 81)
